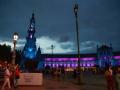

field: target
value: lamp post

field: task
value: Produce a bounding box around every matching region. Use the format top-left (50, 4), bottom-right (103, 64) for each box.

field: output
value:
top-left (51, 45), bottom-right (55, 67)
top-left (12, 32), bottom-right (19, 65)
top-left (74, 3), bottom-right (81, 84)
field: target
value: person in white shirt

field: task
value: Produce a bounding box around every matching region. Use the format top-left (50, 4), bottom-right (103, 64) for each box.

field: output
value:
top-left (109, 66), bottom-right (113, 75)
top-left (1, 66), bottom-right (11, 90)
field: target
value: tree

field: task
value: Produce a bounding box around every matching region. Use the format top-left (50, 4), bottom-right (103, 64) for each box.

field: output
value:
top-left (0, 44), bottom-right (12, 62)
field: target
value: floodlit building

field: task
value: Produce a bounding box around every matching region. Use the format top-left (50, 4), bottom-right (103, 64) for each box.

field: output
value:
top-left (20, 13), bottom-right (120, 70)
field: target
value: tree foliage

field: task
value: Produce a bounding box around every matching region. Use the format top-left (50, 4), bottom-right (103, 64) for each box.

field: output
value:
top-left (0, 44), bottom-right (22, 64)
top-left (0, 44), bottom-right (12, 62)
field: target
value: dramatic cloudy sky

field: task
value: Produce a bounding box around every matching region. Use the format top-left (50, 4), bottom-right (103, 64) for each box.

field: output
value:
top-left (0, 0), bottom-right (120, 54)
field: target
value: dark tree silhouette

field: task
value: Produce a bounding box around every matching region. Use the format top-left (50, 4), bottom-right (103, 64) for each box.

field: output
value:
top-left (0, 44), bottom-right (22, 64)
top-left (0, 44), bottom-right (12, 62)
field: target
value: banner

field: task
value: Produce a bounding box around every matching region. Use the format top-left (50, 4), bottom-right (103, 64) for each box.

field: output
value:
top-left (18, 73), bottom-right (43, 85)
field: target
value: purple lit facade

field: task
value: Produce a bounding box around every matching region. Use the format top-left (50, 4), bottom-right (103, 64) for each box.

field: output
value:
top-left (44, 44), bottom-right (120, 68)
top-left (44, 55), bottom-right (120, 68)
top-left (38, 45), bottom-right (120, 68)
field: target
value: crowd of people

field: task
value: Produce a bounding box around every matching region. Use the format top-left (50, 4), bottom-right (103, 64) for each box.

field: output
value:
top-left (0, 61), bottom-right (120, 90)
top-left (0, 61), bottom-right (20, 90)
top-left (44, 66), bottom-right (65, 80)
top-left (44, 65), bottom-right (120, 90)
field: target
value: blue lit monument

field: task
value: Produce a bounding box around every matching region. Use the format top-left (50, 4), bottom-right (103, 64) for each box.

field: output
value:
top-left (23, 13), bottom-right (37, 59)
top-left (21, 13), bottom-right (44, 71)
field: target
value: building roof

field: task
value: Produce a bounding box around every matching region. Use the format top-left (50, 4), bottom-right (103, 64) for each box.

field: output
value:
top-left (41, 53), bottom-right (97, 58)
top-left (41, 51), bottom-right (120, 58)
top-left (98, 45), bottom-right (111, 50)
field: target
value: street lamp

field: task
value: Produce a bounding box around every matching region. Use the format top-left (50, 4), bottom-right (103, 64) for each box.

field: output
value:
top-left (12, 32), bottom-right (19, 65)
top-left (74, 3), bottom-right (82, 84)
top-left (51, 45), bottom-right (55, 67)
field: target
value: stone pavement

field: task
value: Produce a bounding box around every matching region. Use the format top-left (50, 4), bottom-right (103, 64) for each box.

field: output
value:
top-left (0, 78), bottom-right (81, 90)
top-left (82, 74), bottom-right (107, 90)
top-left (0, 74), bottom-right (107, 90)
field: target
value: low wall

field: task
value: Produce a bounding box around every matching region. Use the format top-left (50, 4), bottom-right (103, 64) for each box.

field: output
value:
top-left (18, 73), bottom-right (43, 85)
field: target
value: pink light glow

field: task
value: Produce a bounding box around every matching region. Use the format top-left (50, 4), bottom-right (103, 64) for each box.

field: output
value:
top-left (72, 64), bottom-right (75, 67)
top-left (81, 57), bottom-right (95, 60)
top-left (63, 58), bottom-right (68, 61)
top-left (48, 64), bottom-right (51, 66)
top-left (64, 64), bottom-right (66, 67)
top-left (45, 64), bottom-right (47, 67)
top-left (70, 58), bottom-right (77, 61)
top-left (114, 56), bottom-right (120, 59)
top-left (87, 63), bottom-right (90, 67)
top-left (46, 58), bottom-right (51, 61)
top-left (45, 63), bottom-right (95, 68)
top-left (67, 64), bottom-right (70, 67)
top-left (83, 63), bottom-right (86, 67)
top-left (52, 58), bottom-right (56, 61)
top-left (46, 57), bottom-right (95, 61)
top-left (91, 63), bottom-right (94, 66)
top-left (80, 64), bottom-right (82, 66)
top-left (53, 64), bottom-right (55, 67)
top-left (75, 64), bottom-right (78, 67)
top-left (45, 57), bottom-right (97, 68)
top-left (56, 64), bottom-right (58, 67)
top-left (58, 58), bottom-right (62, 61)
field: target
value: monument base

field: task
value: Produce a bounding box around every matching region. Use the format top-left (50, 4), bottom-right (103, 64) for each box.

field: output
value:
top-left (18, 73), bottom-right (43, 85)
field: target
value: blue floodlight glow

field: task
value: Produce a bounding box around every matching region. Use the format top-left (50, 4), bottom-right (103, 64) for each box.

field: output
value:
top-left (24, 47), bottom-right (37, 59)
top-left (28, 48), bottom-right (33, 52)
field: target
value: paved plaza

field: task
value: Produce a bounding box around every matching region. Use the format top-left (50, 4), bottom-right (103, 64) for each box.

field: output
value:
top-left (0, 74), bottom-right (108, 90)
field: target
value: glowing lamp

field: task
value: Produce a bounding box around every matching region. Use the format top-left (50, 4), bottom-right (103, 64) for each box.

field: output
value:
top-left (13, 32), bottom-right (19, 41)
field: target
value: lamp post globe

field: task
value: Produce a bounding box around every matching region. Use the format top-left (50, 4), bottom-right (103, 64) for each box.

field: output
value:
top-left (74, 4), bottom-right (78, 17)
top-left (12, 32), bottom-right (19, 65)
top-left (13, 32), bottom-right (19, 41)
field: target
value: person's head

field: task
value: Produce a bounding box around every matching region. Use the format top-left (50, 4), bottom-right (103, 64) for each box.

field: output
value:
top-left (5, 65), bottom-right (9, 69)
top-left (4, 61), bottom-right (7, 64)
top-left (109, 66), bottom-right (112, 70)
top-left (16, 65), bottom-right (20, 70)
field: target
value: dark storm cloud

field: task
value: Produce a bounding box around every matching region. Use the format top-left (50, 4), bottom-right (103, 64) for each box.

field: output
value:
top-left (79, 0), bottom-right (120, 52)
top-left (0, 0), bottom-right (120, 53)
top-left (58, 36), bottom-right (70, 43)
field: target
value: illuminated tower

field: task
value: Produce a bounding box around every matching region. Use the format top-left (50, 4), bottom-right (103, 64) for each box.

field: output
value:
top-left (20, 13), bottom-right (44, 71)
top-left (97, 44), bottom-right (115, 68)
top-left (23, 13), bottom-right (37, 59)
